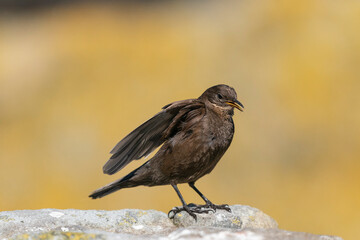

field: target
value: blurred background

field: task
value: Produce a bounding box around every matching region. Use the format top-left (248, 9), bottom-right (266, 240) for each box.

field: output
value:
top-left (1, 0), bottom-right (359, 239)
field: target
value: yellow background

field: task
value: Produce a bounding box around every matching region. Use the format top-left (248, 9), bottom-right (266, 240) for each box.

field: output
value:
top-left (1, 1), bottom-right (359, 239)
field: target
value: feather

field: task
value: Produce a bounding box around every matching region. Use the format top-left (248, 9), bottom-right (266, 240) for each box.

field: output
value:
top-left (102, 99), bottom-right (204, 175)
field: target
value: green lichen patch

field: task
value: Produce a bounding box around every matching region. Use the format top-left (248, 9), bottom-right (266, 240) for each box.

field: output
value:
top-left (117, 212), bottom-right (137, 227)
top-left (231, 216), bottom-right (242, 227)
top-left (136, 210), bottom-right (148, 217)
top-left (12, 231), bottom-right (104, 240)
top-left (0, 215), bottom-right (15, 222)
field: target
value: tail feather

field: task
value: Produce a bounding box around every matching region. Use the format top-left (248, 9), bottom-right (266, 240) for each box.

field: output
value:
top-left (89, 165), bottom-right (140, 199)
top-left (89, 181), bottom-right (122, 199)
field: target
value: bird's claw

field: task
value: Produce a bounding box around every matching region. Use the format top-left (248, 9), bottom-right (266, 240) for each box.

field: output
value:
top-left (185, 202), bottom-right (231, 213)
top-left (205, 203), bottom-right (231, 212)
top-left (189, 203), bottom-right (216, 213)
top-left (168, 205), bottom-right (197, 221)
top-left (168, 203), bottom-right (231, 220)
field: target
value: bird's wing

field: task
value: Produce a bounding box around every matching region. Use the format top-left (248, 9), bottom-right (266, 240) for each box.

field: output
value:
top-left (103, 99), bottom-right (204, 175)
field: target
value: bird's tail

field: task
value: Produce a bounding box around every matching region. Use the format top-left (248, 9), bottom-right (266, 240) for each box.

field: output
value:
top-left (89, 164), bottom-right (144, 199)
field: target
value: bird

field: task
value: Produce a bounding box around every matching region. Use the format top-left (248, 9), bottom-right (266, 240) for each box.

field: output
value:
top-left (89, 84), bottom-right (244, 220)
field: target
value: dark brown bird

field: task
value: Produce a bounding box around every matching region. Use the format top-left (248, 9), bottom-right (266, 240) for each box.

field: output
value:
top-left (89, 84), bottom-right (244, 219)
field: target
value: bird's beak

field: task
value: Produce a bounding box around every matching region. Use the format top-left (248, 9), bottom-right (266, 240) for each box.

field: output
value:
top-left (226, 100), bottom-right (244, 112)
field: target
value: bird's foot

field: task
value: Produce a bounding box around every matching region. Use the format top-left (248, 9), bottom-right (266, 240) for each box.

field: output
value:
top-left (168, 204), bottom-right (198, 221)
top-left (168, 203), bottom-right (229, 220)
top-left (187, 203), bottom-right (216, 213)
top-left (204, 202), bottom-right (232, 212)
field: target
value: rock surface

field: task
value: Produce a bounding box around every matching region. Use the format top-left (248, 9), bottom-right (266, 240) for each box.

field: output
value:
top-left (171, 205), bottom-right (278, 229)
top-left (0, 205), bottom-right (342, 240)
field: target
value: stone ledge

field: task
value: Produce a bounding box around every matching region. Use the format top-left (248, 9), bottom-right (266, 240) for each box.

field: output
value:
top-left (0, 205), bottom-right (342, 240)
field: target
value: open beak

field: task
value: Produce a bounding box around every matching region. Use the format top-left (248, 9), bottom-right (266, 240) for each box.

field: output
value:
top-left (226, 100), bottom-right (244, 112)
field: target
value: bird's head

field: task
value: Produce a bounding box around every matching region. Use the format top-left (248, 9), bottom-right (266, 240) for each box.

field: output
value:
top-left (199, 84), bottom-right (244, 113)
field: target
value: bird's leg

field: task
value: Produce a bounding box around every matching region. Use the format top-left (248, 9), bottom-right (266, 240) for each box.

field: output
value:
top-left (189, 182), bottom-right (231, 212)
top-left (168, 183), bottom-right (198, 220)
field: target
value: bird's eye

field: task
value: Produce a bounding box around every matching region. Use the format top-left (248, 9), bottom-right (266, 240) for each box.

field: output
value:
top-left (217, 94), bottom-right (223, 99)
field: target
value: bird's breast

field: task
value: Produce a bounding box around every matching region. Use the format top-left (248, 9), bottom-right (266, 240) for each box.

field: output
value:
top-left (206, 116), bottom-right (234, 148)
top-left (155, 112), bottom-right (235, 184)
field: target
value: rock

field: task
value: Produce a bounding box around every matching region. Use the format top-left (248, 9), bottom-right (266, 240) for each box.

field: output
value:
top-left (0, 208), bottom-right (175, 238)
top-left (167, 228), bottom-right (344, 240)
top-left (0, 206), bottom-right (343, 240)
top-left (170, 204), bottom-right (278, 229)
